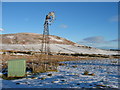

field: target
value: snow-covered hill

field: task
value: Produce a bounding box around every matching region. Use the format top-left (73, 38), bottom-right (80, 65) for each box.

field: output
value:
top-left (0, 33), bottom-right (118, 55)
top-left (0, 44), bottom-right (118, 55)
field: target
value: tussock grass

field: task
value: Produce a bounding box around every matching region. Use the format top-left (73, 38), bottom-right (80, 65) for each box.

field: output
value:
top-left (1, 51), bottom-right (118, 75)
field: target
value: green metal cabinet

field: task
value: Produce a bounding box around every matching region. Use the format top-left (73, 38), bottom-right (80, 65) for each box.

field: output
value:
top-left (8, 59), bottom-right (26, 77)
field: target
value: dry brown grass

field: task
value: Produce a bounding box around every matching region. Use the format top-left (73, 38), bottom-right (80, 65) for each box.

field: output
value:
top-left (0, 54), bottom-right (101, 63)
top-left (1, 52), bottom-right (117, 73)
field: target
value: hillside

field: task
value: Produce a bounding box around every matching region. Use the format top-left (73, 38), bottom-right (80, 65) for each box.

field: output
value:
top-left (0, 33), bottom-right (75, 45)
top-left (0, 33), bottom-right (118, 55)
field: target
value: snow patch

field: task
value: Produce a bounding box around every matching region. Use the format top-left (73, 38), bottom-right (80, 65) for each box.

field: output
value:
top-left (6, 36), bottom-right (14, 39)
top-left (50, 36), bottom-right (63, 42)
top-left (1, 59), bottom-right (119, 88)
top-left (0, 44), bottom-right (118, 55)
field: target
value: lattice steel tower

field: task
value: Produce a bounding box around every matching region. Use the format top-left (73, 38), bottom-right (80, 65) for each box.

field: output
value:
top-left (41, 12), bottom-right (55, 54)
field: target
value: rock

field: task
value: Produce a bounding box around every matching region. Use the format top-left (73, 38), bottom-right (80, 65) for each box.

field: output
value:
top-left (67, 67), bottom-right (70, 69)
top-left (16, 83), bottom-right (20, 85)
top-left (83, 70), bottom-right (89, 75)
top-left (31, 77), bottom-right (37, 79)
top-left (89, 84), bottom-right (93, 86)
top-left (96, 84), bottom-right (106, 87)
top-left (94, 84), bottom-right (97, 85)
top-left (89, 73), bottom-right (95, 76)
top-left (41, 77), bottom-right (46, 80)
top-left (72, 65), bottom-right (78, 68)
top-left (77, 83), bottom-right (80, 85)
top-left (47, 74), bottom-right (52, 76)
top-left (91, 73), bottom-right (95, 76)
top-left (61, 79), bottom-right (65, 82)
